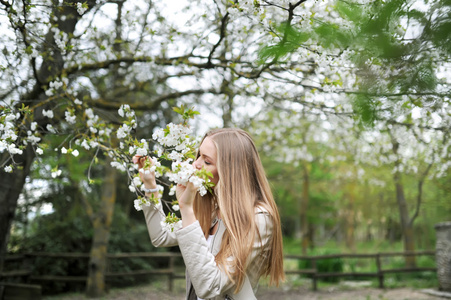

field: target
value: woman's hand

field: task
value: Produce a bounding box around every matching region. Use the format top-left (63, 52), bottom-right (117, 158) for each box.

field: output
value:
top-left (176, 182), bottom-right (198, 228)
top-left (132, 155), bottom-right (157, 188)
top-left (176, 182), bottom-right (197, 209)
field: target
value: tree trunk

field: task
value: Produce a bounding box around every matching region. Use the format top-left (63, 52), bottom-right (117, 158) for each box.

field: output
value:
top-left (0, 0), bottom-right (91, 270)
top-left (389, 132), bottom-right (417, 268)
top-left (293, 186), bottom-right (302, 239)
top-left (345, 180), bottom-right (356, 252)
top-left (86, 157), bottom-right (117, 297)
top-left (301, 164), bottom-right (310, 255)
top-left (394, 171), bottom-right (417, 267)
top-left (221, 90), bottom-right (234, 127)
top-left (0, 148), bottom-right (35, 271)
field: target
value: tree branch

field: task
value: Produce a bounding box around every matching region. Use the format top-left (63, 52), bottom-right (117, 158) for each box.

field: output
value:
top-left (86, 88), bottom-right (221, 111)
top-left (409, 161), bottom-right (433, 226)
top-left (75, 180), bottom-right (95, 224)
top-left (207, 10), bottom-right (229, 67)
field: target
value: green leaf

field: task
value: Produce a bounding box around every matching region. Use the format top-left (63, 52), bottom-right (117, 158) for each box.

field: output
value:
top-left (336, 1), bottom-right (363, 23)
top-left (352, 94), bottom-right (377, 127)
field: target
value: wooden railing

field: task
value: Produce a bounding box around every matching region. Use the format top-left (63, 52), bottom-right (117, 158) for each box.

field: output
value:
top-left (285, 250), bottom-right (436, 290)
top-left (1, 250), bottom-right (437, 292)
top-left (1, 252), bottom-right (184, 292)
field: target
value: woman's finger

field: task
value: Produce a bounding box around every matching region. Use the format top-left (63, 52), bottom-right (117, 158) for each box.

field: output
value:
top-left (132, 155), bottom-right (148, 167)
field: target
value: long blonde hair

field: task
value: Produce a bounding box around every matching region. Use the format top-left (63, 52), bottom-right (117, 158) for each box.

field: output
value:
top-left (192, 128), bottom-right (285, 292)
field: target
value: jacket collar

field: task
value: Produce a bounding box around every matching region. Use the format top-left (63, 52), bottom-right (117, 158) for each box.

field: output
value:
top-left (210, 219), bottom-right (226, 256)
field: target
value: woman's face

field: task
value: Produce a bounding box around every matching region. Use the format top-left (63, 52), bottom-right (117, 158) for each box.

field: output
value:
top-left (193, 137), bottom-right (219, 185)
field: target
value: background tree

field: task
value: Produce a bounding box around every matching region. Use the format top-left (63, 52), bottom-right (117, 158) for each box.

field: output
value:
top-left (256, 0), bottom-right (451, 259)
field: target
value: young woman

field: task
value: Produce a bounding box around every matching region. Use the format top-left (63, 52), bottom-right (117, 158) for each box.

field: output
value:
top-left (134, 128), bottom-right (285, 300)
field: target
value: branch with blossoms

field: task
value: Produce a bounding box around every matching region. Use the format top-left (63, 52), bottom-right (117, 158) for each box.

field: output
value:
top-left (1, 83), bottom-right (213, 232)
top-left (111, 104), bottom-right (215, 232)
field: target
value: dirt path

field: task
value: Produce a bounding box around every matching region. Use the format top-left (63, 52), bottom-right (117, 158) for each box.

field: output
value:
top-left (257, 286), bottom-right (444, 300)
top-left (45, 284), bottom-right (446, 300)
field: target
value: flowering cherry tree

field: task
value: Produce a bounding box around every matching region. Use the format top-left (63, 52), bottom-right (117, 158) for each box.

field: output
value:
top-left (1, 0), bottom-right (329, 277)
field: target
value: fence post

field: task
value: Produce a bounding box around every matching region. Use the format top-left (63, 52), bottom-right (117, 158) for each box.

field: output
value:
top-left (312, 258), bottom-right (318, 291)
top-left (23, 253), bottom-right (34, 283)
top-left (375, 254), bottom-right (384, 289)
top-left (168, 256), bottom-right (174, 292)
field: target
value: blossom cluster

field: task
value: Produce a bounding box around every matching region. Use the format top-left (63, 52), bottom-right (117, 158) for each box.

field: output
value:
top-left (126, 120), bottom-right (212, 211)
top-left (77, 2), bottom-right (88, 15)
top-left (109, 105), bottom-right (213, 230)
top-left (1, 86), bottom-right (208, 231)
top-left (1, 80), bottom-right (118, 177)
top-left (0, 111), bottom-right (22, 158)
top-left (0, 106), bottom-right (43, 173)
top-left (161, 213), bottom-right (183, 232)
top-left (167, 160), bottom-right (208, 196)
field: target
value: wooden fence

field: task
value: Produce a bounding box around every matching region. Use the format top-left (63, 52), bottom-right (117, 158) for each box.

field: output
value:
top-left (285, 250), bottom-right (436, 290)
top-left (1, 252), bottom-right (184, 292)
top-left (1, 250), bottom-right (437, 293)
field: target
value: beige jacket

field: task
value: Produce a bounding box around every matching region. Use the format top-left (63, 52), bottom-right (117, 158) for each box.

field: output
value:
top-left (143, 203), bottom-right (273, 300)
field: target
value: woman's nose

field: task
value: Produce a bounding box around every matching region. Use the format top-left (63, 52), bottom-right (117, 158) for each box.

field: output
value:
top-left (193, 158), bottom-right (201, 170)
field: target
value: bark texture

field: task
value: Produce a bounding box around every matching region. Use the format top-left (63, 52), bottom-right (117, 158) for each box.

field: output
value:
top-left (0, 148), bottom-right (35, 271)
top-left (86, 157), bottom-right (118, 297)
top-left (435, 222), bottom-right (451, 292)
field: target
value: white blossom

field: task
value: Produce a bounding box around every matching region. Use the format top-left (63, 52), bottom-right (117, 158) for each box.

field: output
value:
top-left (169, 185), bottom-right (177, 196)
top-left (111, 161), bottom-right (126, 172)
top-left (168, 150), bottom-right (183, 162)
top-left (118, 104), bottom-right (130, 117)
top-left (42, 109), bottom-right (54, 119)
top-left (7, 144), bottom-right (23, 155)
top-left (51, 169), bottom-right (62, 178)
top-left (189, 175), bottom-right (204, 188)
top-left (133, 176), bottom-right (142, 188)
top-left (89, 140), bottom-right (99, 148)
top-left (134, 199), bottom-right (143, 211)
top-left (129, 146), bottom-right (135, 155)
top-left (0, 141), bottom-right (7, 153)
top-left (65, 111), bottom-right (76, 124)
top-left (81, 140), bottom-right (90, 150)
top-left (117, 124), bottom-right (131, 139)
top-left (152, 123), bottom-right (193, 148)
top-left (45, 89), bottom-right (54, 97)
top-left (46, 124), bottom-right (56, 133)
top-left (133, 197), bottom-right (159, 211)
top-left (136, 147), bottom-right (148, 157)
top-left (76, 2), bottom-right (88, 15)
top-left (85, 108), bottom-right (95, 119)
top-left (160, 220), bottom-right (182, 232)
